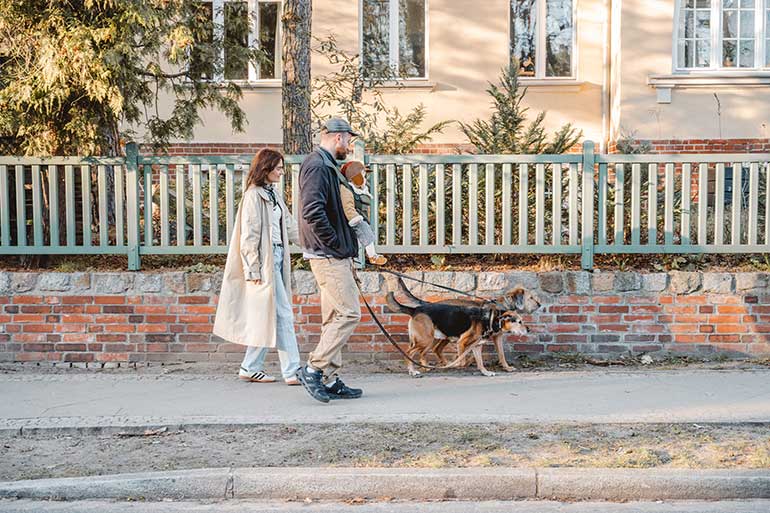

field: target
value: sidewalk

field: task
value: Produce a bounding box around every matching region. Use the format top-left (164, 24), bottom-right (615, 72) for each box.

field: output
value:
top-left (2, 368), bottom-right (770, 431)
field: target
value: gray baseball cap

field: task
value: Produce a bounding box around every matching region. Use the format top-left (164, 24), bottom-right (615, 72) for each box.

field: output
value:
top-left (322, 117), bottom-right (359, 137)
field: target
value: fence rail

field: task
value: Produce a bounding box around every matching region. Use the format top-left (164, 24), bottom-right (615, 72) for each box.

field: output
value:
top-left (2, 141), bottom-right (769, 270)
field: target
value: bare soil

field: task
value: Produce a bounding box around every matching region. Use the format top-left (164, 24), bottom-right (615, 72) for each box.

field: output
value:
top-left (1, 423), bottom-right (768, 482)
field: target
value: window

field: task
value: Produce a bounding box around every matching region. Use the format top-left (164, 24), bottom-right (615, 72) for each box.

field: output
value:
top-left (510, 0), bottom-right (576, 79)
top-left (361, 0), bottom-right (427, 79)
top-left (191, 0), bottom-right (281, 82)
top-left (676, 0), bottom-right (770, 70)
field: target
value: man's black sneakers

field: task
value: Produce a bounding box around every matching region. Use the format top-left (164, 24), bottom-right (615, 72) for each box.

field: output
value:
top-left (297, 366), bottom-right (331, 403)
top-left (325, 377), bottom-right (363, 400)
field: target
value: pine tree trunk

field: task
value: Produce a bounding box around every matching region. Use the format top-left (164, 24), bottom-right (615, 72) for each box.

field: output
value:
top-left (281, 0), bottom-right (312, 154)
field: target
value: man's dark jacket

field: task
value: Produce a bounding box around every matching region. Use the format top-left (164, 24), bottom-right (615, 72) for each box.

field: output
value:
top-left (298, 148), bottom-right (358, 259)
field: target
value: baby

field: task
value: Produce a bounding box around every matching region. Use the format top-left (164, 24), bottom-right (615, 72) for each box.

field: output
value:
top-left (340, 161), bottom-right (387, 265)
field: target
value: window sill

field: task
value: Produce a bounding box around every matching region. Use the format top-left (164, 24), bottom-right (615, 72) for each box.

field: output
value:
top-left (518, 79), bottom-right (585, 92)
top-left (184, 79), bottom-right (282, 90)
top-left (368, 80), bottom-right (437, 91)
top-left (648, 72), bottom-right (770, 103)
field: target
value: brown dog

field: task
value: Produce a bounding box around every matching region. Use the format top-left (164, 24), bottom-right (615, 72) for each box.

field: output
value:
top-left (386, 289), bottom-right (528, 377)
top-left (388, 276), bottom-right (541, 373)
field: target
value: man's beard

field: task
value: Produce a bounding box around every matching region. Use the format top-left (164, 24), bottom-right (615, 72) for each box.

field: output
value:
top-left (334, 144), bottom-right (348, 160)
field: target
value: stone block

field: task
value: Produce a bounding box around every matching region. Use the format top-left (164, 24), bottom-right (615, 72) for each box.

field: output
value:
top-left (702, 273), bottom-right (734, 294)
top-left (507, 272), bottom-right (539, 290)
top-left (135, 274), bottom-right (163, 293)
top-left (163, 272), bottom-right (187, 294)
top-left (669, 271), bottom-right (702, 295)
top-left (641, 273), bottom-right (668, 292)
top-left (93, 273), bottom-right (134, 294)
top-left (9, 273), bottom-right (37, 293)
top-left (38, 273), bottom-right (71, 292)
top-left (614, 272), bottom-right (641, 292)
top-left (592, 271), bottom-right (614, 293)
top-left (291, 271), bottom-right (318, 295)
top-left (477, 272), bottom-right (510, 293)
top-left (0, 273), bottom-right (9, 294)
top-left (539, 272), bottom-right (564, 294)
top-left (736, 273), bottom-right (770, 292)
top-left (564, 272), bottom-right (591, 294)
top-left (357, 272), bottom-right (382, 294)
top-left (71, 273), bottom-right (92, 291)
top-left (185, 273), bottom-right (214, 293)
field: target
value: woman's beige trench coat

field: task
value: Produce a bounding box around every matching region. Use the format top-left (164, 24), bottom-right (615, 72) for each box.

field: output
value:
top-left (213, 186), bottom-right (299, 348)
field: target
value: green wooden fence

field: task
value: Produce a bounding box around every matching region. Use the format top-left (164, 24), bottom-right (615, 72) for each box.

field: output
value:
top-left (1, 141), bottom-right (769, 270)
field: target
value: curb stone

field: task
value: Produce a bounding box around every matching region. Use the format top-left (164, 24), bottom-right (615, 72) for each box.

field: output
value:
top-left (0, 468), bottom-right (768, 502)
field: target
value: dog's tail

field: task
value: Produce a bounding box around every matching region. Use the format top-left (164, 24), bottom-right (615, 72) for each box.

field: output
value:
top-left (391, 276), bottom-right (425, 305)
top-left (386, 291), bottom-right (417, 316)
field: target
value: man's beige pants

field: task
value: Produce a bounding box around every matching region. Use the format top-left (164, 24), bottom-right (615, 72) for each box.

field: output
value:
top-left (308, 257), bottom-right (361, 375)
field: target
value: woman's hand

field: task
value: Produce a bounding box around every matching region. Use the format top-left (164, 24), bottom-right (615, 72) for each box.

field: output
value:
top-left (248, 279), bottom-right (262, 285)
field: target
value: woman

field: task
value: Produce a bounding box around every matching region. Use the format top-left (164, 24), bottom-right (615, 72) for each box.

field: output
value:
top-left (214, 149), bottom-right (301, 385)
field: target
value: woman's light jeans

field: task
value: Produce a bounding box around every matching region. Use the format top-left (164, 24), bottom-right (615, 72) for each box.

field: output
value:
top-left (240, 245), bottom-right (301, 380)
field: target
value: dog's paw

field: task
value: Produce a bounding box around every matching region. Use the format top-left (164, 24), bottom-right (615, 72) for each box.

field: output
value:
top-left (501, 366), bottom-right (517, 373)
top-left (409, 371), bottom-right (423, 378)
top-left (481, 371), bottom-right (497, 377)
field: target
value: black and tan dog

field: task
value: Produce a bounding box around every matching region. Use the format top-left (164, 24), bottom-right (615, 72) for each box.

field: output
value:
top-left (387, 276), bottom-right (540, 375)
top-left (386, 285), bottom-right (529, 377)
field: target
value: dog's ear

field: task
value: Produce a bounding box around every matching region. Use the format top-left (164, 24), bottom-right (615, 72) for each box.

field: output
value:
top-left (510, 287), bottom-right (526, 311)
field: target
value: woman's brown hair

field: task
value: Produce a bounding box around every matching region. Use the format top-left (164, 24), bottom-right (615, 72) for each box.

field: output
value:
top-left (245, 149), bottom-right (284, 189)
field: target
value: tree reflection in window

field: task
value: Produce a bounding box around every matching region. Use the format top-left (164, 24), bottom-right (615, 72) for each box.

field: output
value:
top-left (510, 0), bottom-right (574, 78)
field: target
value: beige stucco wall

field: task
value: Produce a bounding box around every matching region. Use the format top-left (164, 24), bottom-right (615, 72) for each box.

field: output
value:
top-left (139, 0), bottom-right (607, 147)
top-left (615, 0), bottom-right (770, 141)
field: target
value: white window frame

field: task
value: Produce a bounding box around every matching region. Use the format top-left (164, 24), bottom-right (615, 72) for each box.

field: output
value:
top-left (673, 0), bottom-right (770, 72)
top-left (358, 0), bottom-right (430, 81)
top-left (199, 0), bottom-right (282, 83)
top-left (508, 0), bottom-right (579, 80)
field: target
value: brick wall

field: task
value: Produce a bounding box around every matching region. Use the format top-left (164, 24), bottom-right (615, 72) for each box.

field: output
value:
top-left (608, 138), bottom-right (770, 154)
top-left (2, 270), bottom-right (770, 366)
top-left (144, 139), bottom-right (769, 156)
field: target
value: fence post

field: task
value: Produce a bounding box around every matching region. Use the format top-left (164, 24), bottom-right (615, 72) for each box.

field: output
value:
top-left (580, 141), bottom-right (595, 270)
top-left (354, 139), bottom-right (366, 269)
top-left (125, 142), bottom-right (141, 271)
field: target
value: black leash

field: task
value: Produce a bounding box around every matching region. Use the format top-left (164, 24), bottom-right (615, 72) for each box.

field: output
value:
top-left (378, 268), bottom-right (500, 305)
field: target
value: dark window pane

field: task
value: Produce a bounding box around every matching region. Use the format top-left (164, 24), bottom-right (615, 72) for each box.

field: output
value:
top-left (190, 2), bottom-right (215, 80)
top-left (224, 1), bottom-right (249, 80)
top-left (510, 0), bottom-right (537, 77)
top-left (696, 39), bottom-right (711, 66)
top-left (398, 0), bottom-right (426, 78)
top-left (259, 2), bottom-right (279, 79)
top-left (545, 0), bottom-right (573, 77)
top-left (363, 0), bottom-right (390, 78)
top-left (739, 39), bottom-right (754, 67)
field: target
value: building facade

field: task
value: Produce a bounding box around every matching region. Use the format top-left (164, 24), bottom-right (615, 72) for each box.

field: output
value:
top-left (152, 0), bottom-right (770, 154)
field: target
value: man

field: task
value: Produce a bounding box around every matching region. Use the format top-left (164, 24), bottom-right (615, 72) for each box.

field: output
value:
top-left (296, 118), bottom-right (364, 403)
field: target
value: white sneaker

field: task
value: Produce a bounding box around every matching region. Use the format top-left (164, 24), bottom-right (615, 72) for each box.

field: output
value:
top-left (238, 369), bottom-right (277, 383)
